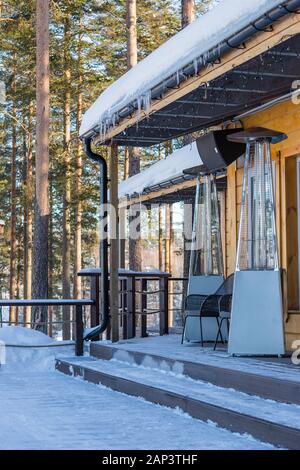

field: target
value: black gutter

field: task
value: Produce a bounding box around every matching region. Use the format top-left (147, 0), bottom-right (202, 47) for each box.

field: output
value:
top-left (83, 138), bottom-right (109, 340)
top-left (90, 0), bottom-right (300, 139)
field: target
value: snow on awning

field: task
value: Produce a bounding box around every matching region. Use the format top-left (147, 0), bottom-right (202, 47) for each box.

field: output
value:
top-left (80, 0), bottom-right (288, 140)
top-left (119, 142), bottom-right (202, 200)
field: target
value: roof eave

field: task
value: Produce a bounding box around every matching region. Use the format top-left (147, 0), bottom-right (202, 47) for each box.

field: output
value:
top-left (89, 8), bottom-right (300, 146)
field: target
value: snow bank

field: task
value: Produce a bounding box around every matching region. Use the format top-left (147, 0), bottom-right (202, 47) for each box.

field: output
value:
top-left (0, 327), bottom-right (74, 372)
top-left (0, 326), bottom-right (54, 346)
top-left (80, 0), bottom-right (283, 138)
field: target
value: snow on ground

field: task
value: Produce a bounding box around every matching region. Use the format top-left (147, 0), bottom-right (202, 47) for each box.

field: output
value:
top-left (0, 326), bottom-right (73, 372)
top-left (68, 356), bottom-right (300, 432)
top-left (102, 335), bottom-right (300, 383)
top-left (0, 327), bottom-right (277, 450)
top-left (0, 326), bottom-right (54, 346)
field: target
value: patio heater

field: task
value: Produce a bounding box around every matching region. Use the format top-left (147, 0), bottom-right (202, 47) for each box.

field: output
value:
top-left (227, 127), bottom-right (287, 356)
top-left (184, 130), bottom-right (245, 342)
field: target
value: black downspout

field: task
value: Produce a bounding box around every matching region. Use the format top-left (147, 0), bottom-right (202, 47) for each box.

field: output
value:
top-left (83, 137), bottom-right (109, 340)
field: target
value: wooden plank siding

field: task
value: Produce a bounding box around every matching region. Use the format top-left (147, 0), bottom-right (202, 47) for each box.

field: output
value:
top-left (225, 99), bottom-right (300, 349)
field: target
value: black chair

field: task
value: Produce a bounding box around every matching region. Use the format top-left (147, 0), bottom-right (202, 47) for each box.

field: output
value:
top-left (182, 273), bottom-right (234, 349)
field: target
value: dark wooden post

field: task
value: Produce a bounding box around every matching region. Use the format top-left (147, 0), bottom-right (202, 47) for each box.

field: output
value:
top-left (141, 278), bottom-right (148, 338)
top-left (122, 278), bottom-right (128, 339)
top-left (127, 276), bottom-right (136, 339)
top-left (159, 276), bottom-right (169, 335)
top-left (90, 275), bottom-right (100, 328)
top-left (75, 304), bottom-right (84, 356)
top-left (110, 143), bottom-right (119, 343)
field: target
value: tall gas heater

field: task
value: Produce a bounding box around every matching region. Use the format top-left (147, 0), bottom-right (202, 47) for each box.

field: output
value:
top-left (228, 127), bottom-right (287, 355)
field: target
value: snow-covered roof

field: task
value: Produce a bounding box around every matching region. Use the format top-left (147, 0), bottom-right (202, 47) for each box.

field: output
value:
top-left (119, 142), bottom-right (202, 200)
top-left (80, 0), bottom-right (285, 139)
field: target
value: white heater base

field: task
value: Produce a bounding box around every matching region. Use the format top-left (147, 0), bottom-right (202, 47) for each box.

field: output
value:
top-left (228, 270), bottom-right (285, 356)
top-left (183, 316), bottom-right (228, 343)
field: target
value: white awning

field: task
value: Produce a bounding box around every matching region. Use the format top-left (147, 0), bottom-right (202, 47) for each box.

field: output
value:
top-left (119, 142), bottom-right (202, 200)
top-left (80, 0), bottom-right (284, 139)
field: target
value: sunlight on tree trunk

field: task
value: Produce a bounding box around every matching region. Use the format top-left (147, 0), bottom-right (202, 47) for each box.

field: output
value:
top-left (32, 0), bottom-right (50, 333)
top-left (74, 25), bottom-right (83, 301)
top-left (127, 0), bottom-right (141, 271)
top-left (9, 62), bottom-right (17, 325)
top-left (182, 0), bottom-right (195, 28)
top-left (62, 12), bottom-right (72, 340)
top-left (23, 97), bottom-right (33, 327)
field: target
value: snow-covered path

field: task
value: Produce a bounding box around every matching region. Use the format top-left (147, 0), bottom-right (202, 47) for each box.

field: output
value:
top-left (0, 328), bottom-right (278, 450)
top-left (0, 366), bottom-right (277, 450)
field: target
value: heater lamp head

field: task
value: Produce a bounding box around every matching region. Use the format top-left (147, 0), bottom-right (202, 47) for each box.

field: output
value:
top-left (195, 129), bottom-right (246, 174)
top-left (227, 127), bottom-right (287, 145)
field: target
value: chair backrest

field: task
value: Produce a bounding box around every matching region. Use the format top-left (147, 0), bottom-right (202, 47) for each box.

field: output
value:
top-left (214, 273), bottom-right (235, 296)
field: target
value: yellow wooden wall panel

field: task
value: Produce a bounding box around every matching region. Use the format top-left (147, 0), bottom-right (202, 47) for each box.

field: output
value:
top-left (224, 99), bottom-right (300, 343)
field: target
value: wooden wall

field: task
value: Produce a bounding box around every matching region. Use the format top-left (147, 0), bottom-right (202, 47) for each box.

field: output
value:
top-left (225, 99), bottom-right (300, 350)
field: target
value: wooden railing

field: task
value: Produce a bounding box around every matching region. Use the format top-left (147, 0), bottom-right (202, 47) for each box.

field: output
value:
top-left (79, 269), bottom-right (170, 340)
top-left (0, 273), bottom-right (189, 357)
top-left (0, 298), bottom-right (95, 356)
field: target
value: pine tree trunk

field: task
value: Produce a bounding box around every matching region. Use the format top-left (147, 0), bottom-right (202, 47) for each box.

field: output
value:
top-left (32, 0), bottom-right (50, 332)
top-left (24, 98), bottom-right (33, 326)
top-left (62, 14), bottom-right (71, 339)
top-left (124, 147), bottom-right (129, 179)
top-left (126, 0), bottom-right (141, 271)
top-left (74, 29), bottom-right (83, 300)
top-left (9, 69), bottom-right (17, 324)
top-left (48, 177), bottom-right (54, 337)
top-left (182, 0), bottom-right (195, 28)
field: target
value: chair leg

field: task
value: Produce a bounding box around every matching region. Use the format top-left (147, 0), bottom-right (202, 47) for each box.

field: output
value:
top-left (216, 317), bottom-right (224, 344)
top-left (199, 316), bottom-right (204, 347)
top-left (214, 319), bottom-right (222, 351)
top-left (181, 316), bottom-right (187, 344)
top-left (214, 318), bottom-right (225, 351)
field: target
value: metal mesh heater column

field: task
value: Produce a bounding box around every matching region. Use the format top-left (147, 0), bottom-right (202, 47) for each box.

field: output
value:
top-left (185, 173), bottom-right (225, 343)
top-left (236, 140), bottom-right (279, 271)
top-left (227, 127), bottom-right (287, 356)
top-left (189, 174), bottom-right (223, 278)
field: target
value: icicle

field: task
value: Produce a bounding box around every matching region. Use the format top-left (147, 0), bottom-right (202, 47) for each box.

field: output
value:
top-left (193, 59), bottom-right (198, 76)
top-left (103, 119), bottom-right (107, 143)
top-left (137, 96), bottom-right (142, 122)
top-left (99, 120), bottom-right (103, 143)
top-left (142, 91), bottom-right (151, 117)
top-left (176, 70), bottom-right (180, 85)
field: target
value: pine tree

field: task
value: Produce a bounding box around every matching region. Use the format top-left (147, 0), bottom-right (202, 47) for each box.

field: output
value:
top-left (182, 0), bottom-right (195, 28)
top-left (32, 0), bottom-right (50, 331)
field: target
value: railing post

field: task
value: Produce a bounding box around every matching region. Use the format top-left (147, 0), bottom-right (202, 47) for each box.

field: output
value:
top-left (127, 276), bottom-right (136, 339)
top-left (75, 304), bottom-right (84, 356)
top-left (141, 278), bottom-right (148, 338)
top-left (159, 276), bottom-right (169, 336)
top-left (90, 275), bottom-right (100, 328)
top-left (122, 278), bottom-right (128, 340)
